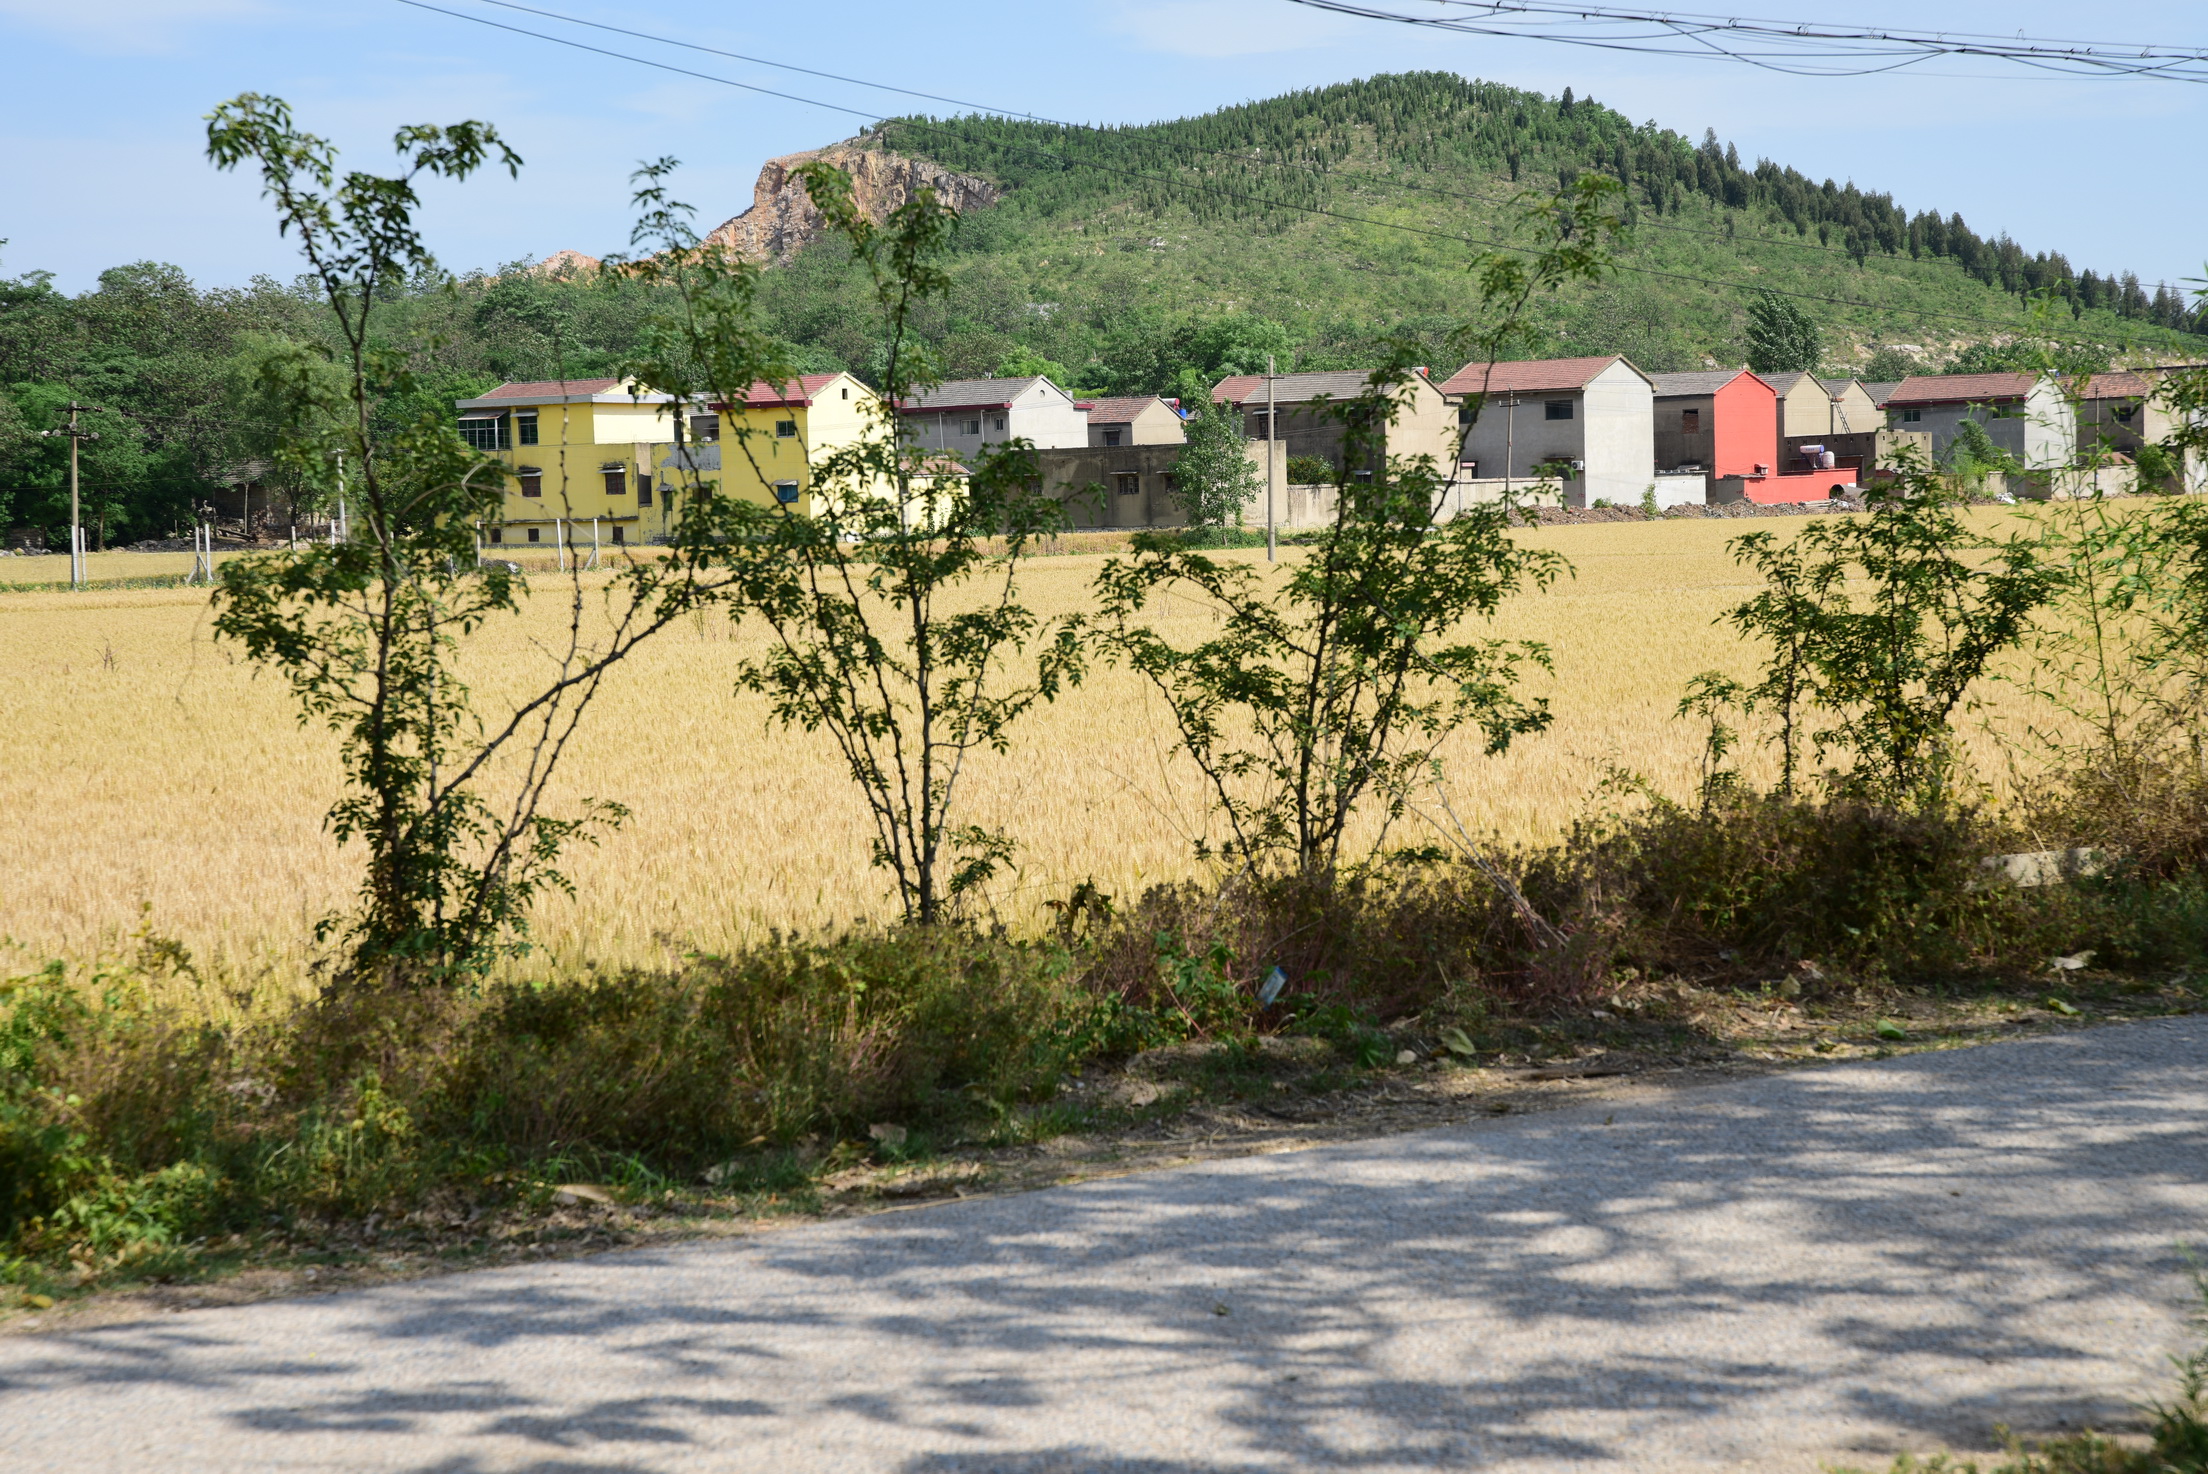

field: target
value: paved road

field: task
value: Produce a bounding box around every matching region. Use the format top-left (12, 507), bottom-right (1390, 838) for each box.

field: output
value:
top-left (4, 1019), bottom-right (2206, 1473)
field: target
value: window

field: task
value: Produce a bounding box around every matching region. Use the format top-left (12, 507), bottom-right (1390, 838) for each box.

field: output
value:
top-left (688, 413), bottom-right (719, 443)
top-left (527, 527), bottom-right (541, 543)
top-left (1680, 409), bottom-right (1700, 432)
top-left (1102, 429), bottom-right (1122, 446)
top-left (2114, 405), bottom-right (2137, 424)
top-left (488, 527), bottom-right (502, 544)
top-left (517, 471), bottom-right (542, 499)
top-left (1247, 411), bottom-right (1270, 438)
top-left (1115, 473), bottom-right (1141, 497)
top-left (773, 481), bottom-right (800, 504)
top-left (515, 411), bottom-right (538, 446)
top-left (459, 412), bottom-right (507, 450)
top-left (990, 416), bottom-right (1005, 432)
top-left (963, 418), bottom-right (981, 436)
top-left (841, 387), bottom-right (849, 399)
top-left (637, 480), bottom-right (653, 508)
top-left (1900, 409), bottom-right (1922, 423)
top-left (775, 419), bottom-right (798, 439)
top-left (611, 525), bottom-right (625, 544)
top-left (1544, 400), bottom-right (1574, 421)
top-left (603, 468), bottom-right (627, 497)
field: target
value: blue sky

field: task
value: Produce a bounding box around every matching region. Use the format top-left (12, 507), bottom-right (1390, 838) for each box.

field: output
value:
top-left (1, 0), bottom-right (2202, 299)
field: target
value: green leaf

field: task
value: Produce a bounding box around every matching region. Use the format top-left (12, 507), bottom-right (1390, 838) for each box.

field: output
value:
top-left (1873, 1019), bottom-right (1907, 1040)
top-left (2044, 997), bottom-right (2081, 1016)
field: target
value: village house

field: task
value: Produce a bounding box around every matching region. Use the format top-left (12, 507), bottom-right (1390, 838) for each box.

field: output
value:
top-left (665, 371), bottom-right (884, 516)
top-left (1883, 372), bottom-right (2076, 470)
top-left (456, 378), bottom-right (679, 548)
top-left (2073, 371), bottom-right (2205, 493)
top-left (1648, 370), bottom-right (1778, 487)
top-left (1439, 355), bottom-right (1655, 508)
top-left (1210, 368), bottom-right (1458, 477)
top-left (897, 376), bottom-right (1088, 457)
top-left (1821, 378), bottom-right (1882, 435)
top-left (1082, 396), bottom-right (1187, 447)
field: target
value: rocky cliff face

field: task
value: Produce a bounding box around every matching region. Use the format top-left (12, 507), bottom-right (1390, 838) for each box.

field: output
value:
top-left (700, 139), bottom-right (1000, 264)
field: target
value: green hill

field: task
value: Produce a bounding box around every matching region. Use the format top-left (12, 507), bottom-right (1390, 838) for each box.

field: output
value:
top-left (1, 72), bottom-right (2201, 547)
top-left (755, 72), bottom-right (2203, 393)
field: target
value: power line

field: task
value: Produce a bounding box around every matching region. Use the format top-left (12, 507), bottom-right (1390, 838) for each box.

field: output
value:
top-left (430, 0), bottom-right (1956, 277)
top-left (389, 0), bottom-right (2165, 347)
top-left (1284, 0), bottom-right (2208, 83)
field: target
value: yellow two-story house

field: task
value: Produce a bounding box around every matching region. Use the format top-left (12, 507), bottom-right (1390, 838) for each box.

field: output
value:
top-left (668, 372), bottom-right (892, 515)
top-left (455, 378), bottom-right (685, 548)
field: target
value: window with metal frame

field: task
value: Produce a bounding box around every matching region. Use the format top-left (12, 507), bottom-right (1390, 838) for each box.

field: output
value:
top-left (517, 470), bottom-right (542, 498)
top-left (775, 419), bottom-right (798, 439)
top-left (603, 468), bottom-right (627, 497)
top-left (515, 411), bottom-right (538, 446)
top-left (459, 411), bottom-right (508, 450)
top-left (1114, 473), bottom-right (1140, 497)
top-left (773, 481), bottom-right (800, 504)
top-left (1544, 400), bottom-right (1573, 421)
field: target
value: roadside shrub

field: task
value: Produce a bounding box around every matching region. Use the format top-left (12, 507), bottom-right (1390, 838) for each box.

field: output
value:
top-left (427, 929), bottom-right (1087, 1161)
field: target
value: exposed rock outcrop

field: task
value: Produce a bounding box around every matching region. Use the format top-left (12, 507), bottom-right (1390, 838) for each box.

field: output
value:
top-left (701, 139), bottom-right (1000, 264)
top-left (531, 248), bottom-right (602, 277)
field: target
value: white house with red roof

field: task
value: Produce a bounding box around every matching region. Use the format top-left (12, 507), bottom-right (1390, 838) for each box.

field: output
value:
top-left (1439, 355), bottom-right (1656, 508)
top-left (897, 376), bottom-right (1088, 458)
top-left (1883, 371), bottom-right (2074, 470)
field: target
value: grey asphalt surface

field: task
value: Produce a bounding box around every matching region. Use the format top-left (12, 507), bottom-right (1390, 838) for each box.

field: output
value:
top-left (3, 1019), bottom-right (2206, 1474)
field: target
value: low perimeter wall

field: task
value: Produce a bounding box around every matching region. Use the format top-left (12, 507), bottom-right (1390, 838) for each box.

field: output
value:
top-left (1713, 471), bottom-right (1860, 505)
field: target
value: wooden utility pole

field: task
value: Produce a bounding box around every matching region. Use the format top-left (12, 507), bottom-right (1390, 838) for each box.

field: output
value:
top-left (38, 402), bottom-right (99, 587)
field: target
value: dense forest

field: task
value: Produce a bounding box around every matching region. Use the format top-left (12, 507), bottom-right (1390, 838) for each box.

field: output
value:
top-left (2, 71), bottom-right (2200, 547)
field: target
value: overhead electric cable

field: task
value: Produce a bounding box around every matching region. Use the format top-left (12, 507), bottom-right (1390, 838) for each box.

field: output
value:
top-left (1283, 0), bottom-right (2208, 83)
top-left (390, 0), bottom-right (2174, 346)
top-left (426, 0), bottom-right (1959, 276)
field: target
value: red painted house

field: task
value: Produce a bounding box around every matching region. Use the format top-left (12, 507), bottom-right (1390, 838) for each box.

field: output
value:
top-left (1650, 368), bottom-right (1857, 504)
top-left (1648, 370), bottom-right (1777, 484)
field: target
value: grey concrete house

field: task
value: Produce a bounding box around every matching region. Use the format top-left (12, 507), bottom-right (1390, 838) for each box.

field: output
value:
top-left (897, 376), bottom-right (1088, 457)
top-left (1210, 368), bottom-right (1458, 475)
top-left (1082, 396), bottom-right (1186, 448)
top-left (1440, 355), bottom-right (1656, 508)
top-left (1883, 372), bottom-right (2075, 470)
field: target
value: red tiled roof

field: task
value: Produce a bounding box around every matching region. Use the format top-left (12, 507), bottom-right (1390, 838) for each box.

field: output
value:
top-left (1210, 370), bottom-right (1379, 407)
top-left (1085, 396), bottom-right (1173, 424)
top-left (479, 378), bottom-right (624, 399)
top-left (1884, 372), bottom-right (2038, 406)
top-left (1437, 356), bottom-right (1634, 396)
top-left (2078, 371), bottom-right (2153, 401)
top-left (716, 374), bottom-right (847, 409)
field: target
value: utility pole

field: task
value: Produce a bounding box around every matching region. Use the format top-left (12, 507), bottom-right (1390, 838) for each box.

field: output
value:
top-left (38, 403), bottom-right (99, 587)
top-left (1265, 355), bottom-right (1277, 563)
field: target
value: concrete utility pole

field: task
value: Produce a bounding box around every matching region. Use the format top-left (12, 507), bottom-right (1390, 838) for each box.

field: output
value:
top-left (38, 403), bottom-right (99, 587)
top-left (1265, 355), bottom-right (1277, 563)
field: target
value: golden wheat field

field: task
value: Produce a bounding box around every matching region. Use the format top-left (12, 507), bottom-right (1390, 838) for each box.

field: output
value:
top-left (0, 512), bottom-right (2063, 985)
